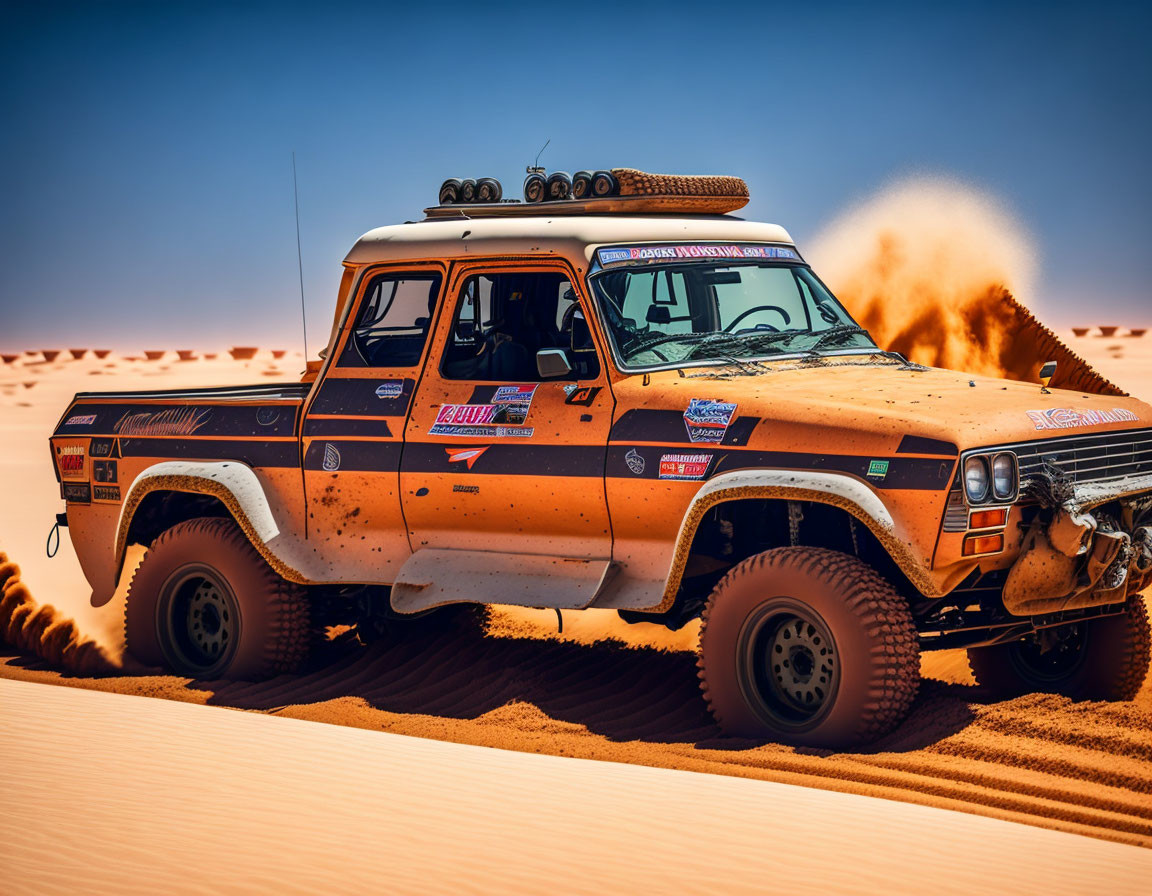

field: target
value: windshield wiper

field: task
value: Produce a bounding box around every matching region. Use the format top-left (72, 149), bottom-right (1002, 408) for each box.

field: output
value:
top-left (623, 331), bottom-right (710, 357)
top-left (802, 324), bottom-right (871, 354)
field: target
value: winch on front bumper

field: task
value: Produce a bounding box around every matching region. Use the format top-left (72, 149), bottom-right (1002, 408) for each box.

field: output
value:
top-left (1003, 484), bottom-right (1152, 616)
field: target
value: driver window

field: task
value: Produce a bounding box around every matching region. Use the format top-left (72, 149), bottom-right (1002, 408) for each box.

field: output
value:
top-left (338, 271), bottom-right (442, 367)
top-left (441, 270), bottom-right (599, 382)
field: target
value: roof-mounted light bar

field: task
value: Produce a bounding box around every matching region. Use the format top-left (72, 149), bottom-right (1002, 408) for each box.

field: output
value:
top-left (428, 168), bottom-right (750, 218)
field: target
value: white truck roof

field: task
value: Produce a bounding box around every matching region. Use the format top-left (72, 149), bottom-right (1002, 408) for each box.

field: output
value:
top-left (343, 215), bottom-right (796, 269)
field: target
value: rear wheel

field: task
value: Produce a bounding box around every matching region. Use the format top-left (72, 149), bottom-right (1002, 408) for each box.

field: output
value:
top-left (698, 547), bottom-right (920, 747)
top-left (125, 518), bottom-right (309, 679)
top-left (967, 598), bottom-right (1150, 700)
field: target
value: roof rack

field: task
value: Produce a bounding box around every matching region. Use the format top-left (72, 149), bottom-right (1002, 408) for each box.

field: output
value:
top-left (426, 168), bottom-right (750, 219)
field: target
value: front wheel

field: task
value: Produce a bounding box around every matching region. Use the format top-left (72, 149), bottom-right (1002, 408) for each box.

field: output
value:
top-left (698, 547), bottom-right (920, 748)
top-left (967, 598), bottom-right (1150, 700)
top-left (125, 518), bottom-right (310, 679)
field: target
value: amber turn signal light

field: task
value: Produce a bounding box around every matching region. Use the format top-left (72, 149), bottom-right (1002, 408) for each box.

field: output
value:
top-left (963, 533), bottom-right (1004, 556)
top-left (969, 508), bottom-right (1007, 530)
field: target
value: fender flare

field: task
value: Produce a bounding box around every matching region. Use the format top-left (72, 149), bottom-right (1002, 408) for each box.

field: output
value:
top-left (653, 469), bottom-right (942, 611)
top-left (109, 462), bottom-right (307, 601)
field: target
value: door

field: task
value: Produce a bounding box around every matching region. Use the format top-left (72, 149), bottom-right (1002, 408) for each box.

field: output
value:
top-left (400, 261), bottom-right (614, 559)
top-left (301, 264), bottom-right (445, 582)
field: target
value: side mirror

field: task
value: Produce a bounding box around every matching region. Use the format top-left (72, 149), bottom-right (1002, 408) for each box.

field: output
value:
top-left (536, 348), bottom-right (573, 379)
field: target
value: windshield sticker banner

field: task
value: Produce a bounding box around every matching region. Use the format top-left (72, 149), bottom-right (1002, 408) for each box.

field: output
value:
top-left (431, 384), bottom-right (538, 438)
top-left (598, 245), bottom-right (800, 265)
top-left (1026, 407), bottom-right (1139, 431)
top-left (659, 453), bottom-right (713, 480)
top-left (684, 399), bottom-right (737, 443)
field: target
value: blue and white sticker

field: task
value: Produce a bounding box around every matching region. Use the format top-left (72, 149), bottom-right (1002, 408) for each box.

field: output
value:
top-left (375, 381), bottom-right (404, 399)
top-left (322, 443), bottom-right (341, 471)
top-left (683, 399), bottom-right (737, 444)
top-left (625, 448), bottom-right (646, 475)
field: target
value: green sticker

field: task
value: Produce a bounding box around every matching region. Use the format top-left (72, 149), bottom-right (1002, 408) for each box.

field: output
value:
top-left (867, 459), bottom-right (889, 479)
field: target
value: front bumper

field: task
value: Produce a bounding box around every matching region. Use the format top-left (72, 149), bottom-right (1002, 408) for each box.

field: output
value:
top-left (1003, 494), bottom-right (1152, 616)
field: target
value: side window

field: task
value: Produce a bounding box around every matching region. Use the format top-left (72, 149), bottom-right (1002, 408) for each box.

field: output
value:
top-left (338, 272), bottom-right (442, 368)
top-left (441, 270), bottom-right (600, 382)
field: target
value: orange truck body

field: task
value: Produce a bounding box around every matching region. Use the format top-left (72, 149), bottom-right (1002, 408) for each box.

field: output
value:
top-left (49, 212), bottom-right (1152, 647)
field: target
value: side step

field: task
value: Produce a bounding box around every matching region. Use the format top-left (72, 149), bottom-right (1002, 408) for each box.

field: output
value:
top-left (391, 549), bottom-right (617, 615)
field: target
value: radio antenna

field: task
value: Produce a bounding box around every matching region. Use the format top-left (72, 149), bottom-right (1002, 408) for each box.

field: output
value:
top-left (530, 138), bottom-right (550, 174)
top-left (291, 151), bottom-right (309, 361)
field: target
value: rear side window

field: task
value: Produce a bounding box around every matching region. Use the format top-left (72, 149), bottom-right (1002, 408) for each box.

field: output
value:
top-left (339, 272), bottom-right (442, 368)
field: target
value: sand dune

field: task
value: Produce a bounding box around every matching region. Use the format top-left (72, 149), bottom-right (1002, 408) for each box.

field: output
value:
top-left (4, 676), bottom-right (1149, 896)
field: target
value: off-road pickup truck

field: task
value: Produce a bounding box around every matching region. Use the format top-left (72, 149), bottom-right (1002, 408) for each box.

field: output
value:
top-left (50, 168), bottom-right (1152, 746)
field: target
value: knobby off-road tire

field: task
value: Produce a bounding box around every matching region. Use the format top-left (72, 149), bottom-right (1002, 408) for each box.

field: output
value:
top-left (125, 518), bottom-right (309, 679)
top-left (967, 597), bottom-right (1150, 701)
top-left (698, 547), bottom-right (920, 748)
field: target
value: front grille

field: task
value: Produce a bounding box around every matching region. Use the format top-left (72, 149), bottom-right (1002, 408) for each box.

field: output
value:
top-left (1000, 427), bottom-right (1152, 487)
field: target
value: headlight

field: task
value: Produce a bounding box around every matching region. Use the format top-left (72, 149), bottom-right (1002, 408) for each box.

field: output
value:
top-left (992, 453), bottom-right (1017, 500)
top-left (964, 456), bottom-right (990, 503)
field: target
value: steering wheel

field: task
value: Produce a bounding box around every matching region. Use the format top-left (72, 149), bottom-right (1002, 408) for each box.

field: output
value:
top-left (723, 305), bottom-right (791, 333)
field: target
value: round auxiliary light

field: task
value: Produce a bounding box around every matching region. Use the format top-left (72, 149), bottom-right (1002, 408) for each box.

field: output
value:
top-left (459, 179), bottom-right (477, 203)
top-left (992, 453), bottom-right (1016, 500)
top-left (523, 172), bottom-right (547, 203)
top-left (572, 170), bottom-right (593, 200)
top-left (591, 170), bottom-right (618, 197)
top-left (438, 178), bottom-right (462, 205)
top-left (964, 456), bottom-right (990, 503)
top-left (476, 177), bottom-right (502, 203)
top-left (546, 171), bottom-right (572, 201)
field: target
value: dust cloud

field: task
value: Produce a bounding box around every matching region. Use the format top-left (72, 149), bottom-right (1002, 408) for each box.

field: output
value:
top-left (808, 176), bottom-right (1124, 395)
top-left (0, 553), bottom-right (120, 675)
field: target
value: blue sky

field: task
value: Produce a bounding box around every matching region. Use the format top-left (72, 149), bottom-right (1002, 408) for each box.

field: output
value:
top-left (2, 0), bottom-right (1149, 351)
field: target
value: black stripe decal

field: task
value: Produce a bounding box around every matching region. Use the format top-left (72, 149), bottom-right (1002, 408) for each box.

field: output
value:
top-left (606, 445), bottom-right (954, 490)
top-left (58, 403), bottom-right (299, 438)
top-left (610, 409), bottom-right (759, 446)
top-left (896, 435), bottom-right (958, 456)
top-left (401, 442), bottom-right (605, 477)
top-left (304, 440), bottom-right (403, 472)
top-left (309, 377), bottom-right (415, 417)
top-left (117, 438), bottom-right (299, 468)
top-left (304, 417), bottom-right (394, 438)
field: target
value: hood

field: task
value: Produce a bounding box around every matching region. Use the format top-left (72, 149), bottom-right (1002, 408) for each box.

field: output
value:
top-left (614, 359), bottom-right (1151, 455)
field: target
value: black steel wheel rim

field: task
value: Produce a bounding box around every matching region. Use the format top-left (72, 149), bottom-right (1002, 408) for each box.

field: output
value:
top-left (736, 597), bottom-right (840, 731)
top-left (1008, 624), bottom-right (1088, 683)
top-left (157, 563), bottom-right (240, 677)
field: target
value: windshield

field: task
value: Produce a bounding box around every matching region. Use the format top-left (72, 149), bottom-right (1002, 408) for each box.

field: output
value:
top-left (588, 254), bottom-right (878, 370)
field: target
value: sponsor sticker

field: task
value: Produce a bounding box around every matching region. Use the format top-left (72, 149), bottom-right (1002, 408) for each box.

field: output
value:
top-left (446, 446), bottom-right (489, 469)
top-left (659, 453), bottom-right (713, 481)
top-left (322, 443), bottom-right (341, 471)
top-left (453, 484), bottom-right (480, 494)
top-left (93, 459), bottom-right (118, 483)
top-left (256, 406), bottom-right (281, 426)
top-left (57, 445), bottom-right (85, 478)
top-left (430, 384), bottom-right (538, 437)
top-left (375, 381), bottom-right (404, 399)
top-left (683, 399), bottom-right (737, 444)
top-left (93, 485), bottom-right (121, 502)
top-left (1026, 407), bottom-right (1139, 431)
top-left (64, 414), bottom-right (97, 426)
top-left (563, 384), bottom-right (601, 406)
top-left (867, 459), bottom-right (890, 480)
top-left (625, 448), bottom-right (646, 475)
top-left (89, 438), bottom-right (115, 458)
top-left (62, 482), bottom-right (91, 504)
top-left (598, 244), bottom-right (800, 265)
